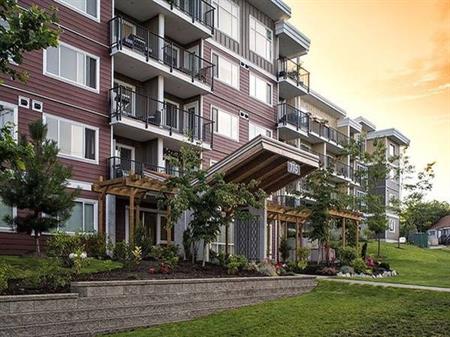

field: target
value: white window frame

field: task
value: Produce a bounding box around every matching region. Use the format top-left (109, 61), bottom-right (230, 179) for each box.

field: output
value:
top-left (248, 121), bottom-right (272, 141)
top-left (0, 198), bottom-right (16, 233)
top-left (164, 99), bottom-right (180, 130)
top-left (388, 218), bottom-right (396, 233)
top-left (114, 79), bottom-right (136, 116)
top-left (58, 198), bottom-right (98, 234)
top-left (213, 0), bottom-right (240, 42)
top-left (210, 159), bottom-right (218, 167)
top-left (0, 100), bottom-right (18, 140)
top-left (43, 113), bottom-right (100, 165)
top-left (211, 105), bottom-right (239, 142)
top-left (249, 72), bottom-right (273, 106)
top-left (210, 222), bottom-right (235, 255)
top-left (389, 143), bottom-right (396, 157)
top-left (55, 0), bottom-right (100, 22)
top-left (249, 15), bottom-right (273, 62)
top-left (211, 51), bottom-right (240, 90)
top-left (43, 42), bottom-right (100, 93)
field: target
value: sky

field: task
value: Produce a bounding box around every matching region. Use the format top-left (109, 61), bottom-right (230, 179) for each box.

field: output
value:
top-left (286, 0), bottom-right (450, 202)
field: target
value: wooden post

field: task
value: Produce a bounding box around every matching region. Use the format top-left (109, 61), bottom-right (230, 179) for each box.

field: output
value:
top-left (299, 222), bottom-right (303, 248)
top-left (98, 190), bottom-right (105, 235)
top-left (129, 189), bottom-right (137, 244)
top-left (356, 220), bottom-right (360, 250)
top-left (295, 218), bottom-right (299, 261)
top-left (277, 213), bottom-right (280, 263)
top-left (166, 205), bottom-right (172, 245)
top-left (342, 218), bottom-right (346, 248)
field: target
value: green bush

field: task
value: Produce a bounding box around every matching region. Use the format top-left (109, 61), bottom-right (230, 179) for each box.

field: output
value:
top-left (361, 242), bottom-right (368, 259)
top-left (296, 247), bottom-right (311, 270)
top-left (338, 246), bottom-right (358, 266)
top-left (226, 255), bottom-right (248, 275)
top-left (340, 265), bottom-right (354, 274)
top-left (47, 231), bottom-right (83, 267)
top-left (20, 261), bottom-right (72, 292)
top-left (378, 262), bottom-right (391, 271)
top-left (80, 233), bottom-right (106, 259)
top-left (351, 257), bottom-right (367, 274)
top-left (113, 241), bottom-right (132, 262)
top-left (134, 221), bottom-right (153, 258)
top-left (150, 245), bottom-right (180, 269)
top-left (0, 263), bottom-right (10, 294)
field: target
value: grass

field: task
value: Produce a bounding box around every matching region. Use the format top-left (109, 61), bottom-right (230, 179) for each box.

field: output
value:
top-left (359, 242), bottom-right (450, 288)
top-left (104, 281), bottom-right (450, 337)
top-left (0, 255), bottom-right (122, 278)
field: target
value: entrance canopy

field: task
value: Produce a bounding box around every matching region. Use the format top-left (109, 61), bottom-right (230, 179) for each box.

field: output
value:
top-left (206, 135), bottom-right (320, 193)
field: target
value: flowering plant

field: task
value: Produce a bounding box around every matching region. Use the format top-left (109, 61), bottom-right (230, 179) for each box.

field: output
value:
top-left (131, 246), bottom-right (142, 268)
top-left (69, 249), bottom-right (87, 275)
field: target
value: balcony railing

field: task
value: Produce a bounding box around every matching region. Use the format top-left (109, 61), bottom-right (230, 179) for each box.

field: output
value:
top-left (309, 119), bottom-right (349, 147)
top-left (110, 85), bottom-right (214, 146)
top-left (165, 0), bottom-right (215, 32)
top-left (278, 58), bottom-right (310, 92)
top-left (325, 156), bottom-right (354, 180)
top-left (109, 16), bottom-right (215, 89)
top-left (277, 103), bottom-right (309, 133)
top-left (272, 195), bottom-right (303, 209)
top-left (107, 156), bottom-right (181, 179)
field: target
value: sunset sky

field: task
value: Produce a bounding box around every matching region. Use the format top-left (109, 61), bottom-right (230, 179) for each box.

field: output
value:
top-left (287, 0), bottom-right (450, 201)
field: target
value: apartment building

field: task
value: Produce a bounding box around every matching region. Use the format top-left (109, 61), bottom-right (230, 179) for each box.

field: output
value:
top-left (0, 0), bottom-right (408, 257)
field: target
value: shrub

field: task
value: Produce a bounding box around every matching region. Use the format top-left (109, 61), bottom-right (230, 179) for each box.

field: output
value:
top-left (226, 255), bottom-right (248, 275)
top-left (337, 246), bottom-right (358, 266)
top-left (150, 245), bottom-right (180, 271)
top-left (21, 261), bottom-right (72, 292)
top-left (361, 242), bottom-right (368, 259)
top-left (351, 257), bottom-right (367, 274)
top-left (0, 263), bottom-right (10, 294)
top-left (257, 260), bottom-right (277, 276)
top-left (134, 221), bottom-right (153, 258)
top-left (131, 246), bottom-right (142, 269)
top-left (113, 241), bottom-right (132, 262)
top-left (182, 228), bottom-right (193, 261)
top-left (279, 238), bottom-right (290, 262)
top-left (318, 266), bottom-right (337, 276)
top-left (80, 233), bottom-right (106, 259)
top-left (296, 247), bottom-right (311, 270)
top-left (379, 262), bottom-right (391, 271)
top-left (47, 231), bottom-right (83, 267)
top-left (340, 265), bottom-right (354, 274)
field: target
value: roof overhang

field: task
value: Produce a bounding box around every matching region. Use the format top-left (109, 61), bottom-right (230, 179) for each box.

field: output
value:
top-left (367, 128), bottom-right (410, 146)
top-left (206, 135), bottom-right (319, 194)
top-left (276, 20), bottom-right (311, 58)
top-left (337, 117), bottom-right (362, 133)
top-left (303, 90), bottom-right (346, 119)
top-left (354, 116), bottom-right (376, 132)
top-left (247, 0), bottom-right (291, 21)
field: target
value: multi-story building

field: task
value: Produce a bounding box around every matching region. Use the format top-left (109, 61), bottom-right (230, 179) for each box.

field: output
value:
top-left (0, 0), bottom-right (408, 258)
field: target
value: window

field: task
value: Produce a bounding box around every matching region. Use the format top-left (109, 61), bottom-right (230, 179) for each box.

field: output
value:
top-left (60, 199), bottom-right (97, 233)
top-left (211, 52), bottom-right (239, 89)
top-left (211, 107), bottom-right (239, 141)
top-left (0, 198), bottom-right (13, 231)
top-left (0, 101), bottom-right (17, 140)
top-left (389, 218), bottom-right (396, 232)
top-left (249, 73), bottom-right (272, 105)
top-left (249, 16), bottom-right (273, 61)
top-left (44, 43), bottom-right (99, 91)
top-left (211, 223), bottom-right (234, 255)
top-left (213, 0), bottom-right (239, 41)
top-left (389, 143), bottom-right (396, 157)
top-left (248, 122), bottom-right (271, 140)
top-left (159, 216), bottom-right (175, 243)
top-left (44, 114), bottom-right (98, 163)
top-left (56, 0), bottom-right (99, 20)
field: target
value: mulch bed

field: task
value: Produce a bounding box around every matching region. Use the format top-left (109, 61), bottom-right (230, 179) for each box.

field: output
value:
top-left (75, 260), bottom-right (264, 281)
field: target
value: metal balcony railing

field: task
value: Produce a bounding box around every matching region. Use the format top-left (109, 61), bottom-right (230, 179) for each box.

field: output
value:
top-left (277, 103), bottom-right (309, 133)
top-left (107, 156), bottom-right (181, 179)
top-left (325, 156), bottom-right (355, 180)
top-left (165, 0), bottom-right (215, 33)
top-left (309, 119), bottom-right (349, 147)
top-left (110, 85), bottom-right (214, 146)
top-left (109, 16), bottom-right (215, 89)
top-left (278, 58), bottom-right (310, 92)
top-left (272, 195), bottom-right (303, 209)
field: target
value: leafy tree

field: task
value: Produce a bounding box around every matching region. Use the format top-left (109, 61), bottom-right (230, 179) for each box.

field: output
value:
top-left (1, 0), bottom-right (60, 82)
top-left (0, 120), bottom-right (78, 255)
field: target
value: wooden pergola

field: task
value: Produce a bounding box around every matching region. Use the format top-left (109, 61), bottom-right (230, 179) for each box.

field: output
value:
top-left (92, 174), bottom-right (172, 241)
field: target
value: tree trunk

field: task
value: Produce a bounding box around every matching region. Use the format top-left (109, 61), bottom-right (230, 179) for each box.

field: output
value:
top-left (377, 237), bottom-right (381, 257)
top-left (35, 234), bottom-right (41, 257)
top-left (325, 242), bottom-right (330, 265)
top-left (202, 242), bottom-right (207, 267)
top-left (224, 223), bottom-right (229, 257)
top-left (191, 242), bottom-right (196, 264)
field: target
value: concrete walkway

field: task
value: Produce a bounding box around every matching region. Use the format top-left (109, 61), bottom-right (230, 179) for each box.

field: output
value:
top-left (319, 277), bottom-right (450, 292)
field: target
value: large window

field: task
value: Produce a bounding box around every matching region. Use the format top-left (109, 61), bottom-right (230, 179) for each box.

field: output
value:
top-left (389, 143), bottom-right (396, 157)
top-left (0, 101), bottom-right (17, 136)
top-left (56, 0), bottom-right (99, 20)
top-left (213, 0), bottom-right (239, 41)
top-left (249, 73), bottom-right (272, 105)
top-left (211, 223), bottom-right (234, 255)
top-left (212, 52), bottom-right (239, 89)
top-left (249, 16), bottom-right (273, 61)
top-left (388, 218), bottom-right (396, 232)
top-left (44, 43), bottom-right (99, 92)
top-left (211, 106), bottom-right (239, 141)
top-left (248, 122), bottom-right (271, 140)
top-left (0, 199), bottom-right (13, 231)
top-left (59, 199), bottom-right (97, 233)
top-left (44, 114), bottom-right (98, 163)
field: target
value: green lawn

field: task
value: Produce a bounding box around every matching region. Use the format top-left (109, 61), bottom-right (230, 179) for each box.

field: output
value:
top-left (361, 242), bottom-right (450, 288)
top-left (0, 255), bottom-right (122, 278)
top-left (104, 282), bottom-right (450, 337)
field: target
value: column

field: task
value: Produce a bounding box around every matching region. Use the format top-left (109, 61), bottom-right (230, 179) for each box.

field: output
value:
top-left (342, 218), bottom-right (346, 247)
top-left (157, 13), bottom-right (165, 61)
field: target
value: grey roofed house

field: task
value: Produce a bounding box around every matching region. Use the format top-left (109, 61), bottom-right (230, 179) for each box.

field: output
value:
top-left (427, 215), bottom-right (450, 246)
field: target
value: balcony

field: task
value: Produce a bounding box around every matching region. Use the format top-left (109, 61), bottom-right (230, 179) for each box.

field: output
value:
top-left (275, 20), bottom-right (311, 58)
top-left (325, 156), bottom-right (354, 182)
top-left (278, 58), bottom-right (310, 99)
top-left (109, 16), bottom-right (215, 98)
top-left (110, 86), bottom-right (214, 149)
top-left (277, 103), bottom-right (309, 140)
top-left (272, 195), bottom-right (303, 209)
top-left (308, 119), bottom-right (349, 150)
top-left (107, 156), bottom-right (180, 180)
top-left (114, 0), bottom-right (214, 44)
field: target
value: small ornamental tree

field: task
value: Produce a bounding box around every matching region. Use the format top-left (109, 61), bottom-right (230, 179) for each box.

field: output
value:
top-left (0, 120), bottom-right (78, 255)
top-left (1, 0), bottom-right (60, 82)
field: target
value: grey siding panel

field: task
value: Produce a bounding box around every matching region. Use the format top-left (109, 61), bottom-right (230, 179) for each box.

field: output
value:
top-left (212, 0), bottom-right (276, 74)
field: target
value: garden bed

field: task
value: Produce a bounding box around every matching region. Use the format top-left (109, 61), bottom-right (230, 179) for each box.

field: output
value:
top-left (75, 260), bottom-right (265, 281)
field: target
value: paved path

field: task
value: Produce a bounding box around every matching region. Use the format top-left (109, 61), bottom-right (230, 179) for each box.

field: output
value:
top-left (318, 277), bottom-right (450, 292)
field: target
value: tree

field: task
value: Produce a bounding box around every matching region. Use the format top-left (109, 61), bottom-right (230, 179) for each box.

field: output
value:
top-left (0, 120), bottom-right (78, 255)
top-left (1, 0), bottom-right (60, 82)
top-left (161, 144), bottom-right (266, 264)
top-left (400, 200), bottom-right (449, 236)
